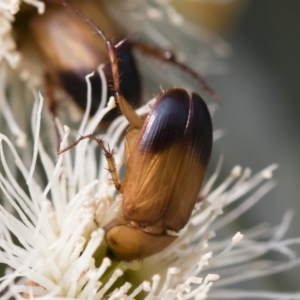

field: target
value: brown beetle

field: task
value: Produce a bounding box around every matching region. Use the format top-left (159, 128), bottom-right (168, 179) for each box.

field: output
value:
top-left (14, 0), bottom-right (141, 118)
top-left (58, 1), bottom-right (213, 260)
top-left (103, 88), bottom-right (212, 260)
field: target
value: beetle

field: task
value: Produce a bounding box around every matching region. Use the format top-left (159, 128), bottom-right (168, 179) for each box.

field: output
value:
top-left (103, 88), bottom-right (212, 260)
top-left (58, 0), bottom-right (213, 260)
top-left (14, 0), bottom-right (141, 119)
top-left (14, 0), bottom-right (217, 120)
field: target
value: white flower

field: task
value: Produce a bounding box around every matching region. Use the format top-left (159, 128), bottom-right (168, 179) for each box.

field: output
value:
top-left (0, 1), bottom-right (300, 299)
top-left (0, 66), bottom-right (299, 299)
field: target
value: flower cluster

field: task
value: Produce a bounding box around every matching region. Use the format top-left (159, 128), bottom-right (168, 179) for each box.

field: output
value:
top-left (0, 0), bottom-right (299, 299)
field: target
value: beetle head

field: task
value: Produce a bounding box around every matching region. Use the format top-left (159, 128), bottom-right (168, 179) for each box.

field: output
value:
top-left (105, 225), bottom-right (177, 260)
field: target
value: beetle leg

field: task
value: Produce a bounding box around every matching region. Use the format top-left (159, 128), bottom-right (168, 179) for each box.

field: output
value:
top-left (45, 73), bottom-right (57, 117)
top-left (45, 73), bottom-right (63, 153)
top-left (133, 42), bottom-right (218, 101)
top-left (103, 143), bottom-right (122, 191)
top-left (58, 0), bottom-right (143, 129)
top-left (58, 134), bottom-right (121, 190)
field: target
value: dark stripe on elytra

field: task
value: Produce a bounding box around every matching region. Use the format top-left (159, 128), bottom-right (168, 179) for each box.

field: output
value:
top-left (138, 89), bottom-right (190, 153)
top-left (190, 92), bottom-right (213, 165)
top-left (138, 89), bottom-right (212, 165)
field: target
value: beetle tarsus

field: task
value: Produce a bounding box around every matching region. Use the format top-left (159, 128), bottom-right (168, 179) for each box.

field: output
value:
top-left (58, 134), bottom-right (122, 190)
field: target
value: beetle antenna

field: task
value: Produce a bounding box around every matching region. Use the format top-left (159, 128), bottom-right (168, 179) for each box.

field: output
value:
top-left (58, 0), bottom-right (135, 50)
top-left (115, 32), bottom-right (137, 48)
top-left (58, 0), bottom-right (108, 42)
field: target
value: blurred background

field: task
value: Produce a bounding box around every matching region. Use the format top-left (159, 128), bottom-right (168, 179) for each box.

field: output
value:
top-left (174, 0), bottom-right (300, 294)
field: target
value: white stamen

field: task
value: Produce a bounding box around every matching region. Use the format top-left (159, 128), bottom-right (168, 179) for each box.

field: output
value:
top-left (232, 232), bottom-right (244, 244)
top-left (27, 92), bottom-right (43, 184)
top-left (107, 96), bottom-right (116, 109)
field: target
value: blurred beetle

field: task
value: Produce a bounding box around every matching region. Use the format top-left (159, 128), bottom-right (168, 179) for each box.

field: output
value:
top-left (14, 0), bottom-right (216, 121)
top-left (14, 0), bottom-right (141, 119)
